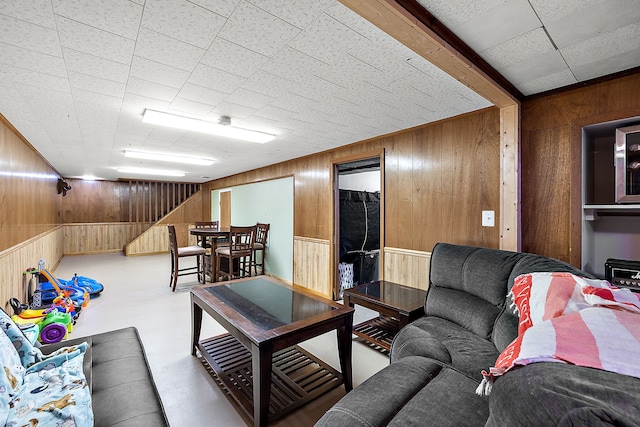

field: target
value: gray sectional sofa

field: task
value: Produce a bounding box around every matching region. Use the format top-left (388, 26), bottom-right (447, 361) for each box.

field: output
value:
top-left (43, 327), bottom-right (168, 426)
top-left (316, 243), bottom-right (640, 426)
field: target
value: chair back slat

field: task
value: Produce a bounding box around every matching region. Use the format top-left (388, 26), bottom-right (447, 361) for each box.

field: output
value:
top-left (195, 221), bottom-right (219, 229)
top-left (229, 225), bottom-right (255, 255)
top-left (256, 223), bottom-right (270, 245)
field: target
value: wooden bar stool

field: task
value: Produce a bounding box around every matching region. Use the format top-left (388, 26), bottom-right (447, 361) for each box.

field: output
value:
top-left (168, 224), bottom-right (206, 291)
top-left (252, 222), bottom-right (270, 275)
top-left (215, 225), bottom-right (255, 281)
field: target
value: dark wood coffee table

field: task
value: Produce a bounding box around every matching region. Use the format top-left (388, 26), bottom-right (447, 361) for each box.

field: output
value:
top-left (343, 280), bottom-right (426, 352)
top-left (191, 276), bottom-right (354, 427)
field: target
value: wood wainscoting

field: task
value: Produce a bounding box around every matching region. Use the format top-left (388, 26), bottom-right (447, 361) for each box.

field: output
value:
top-left (383, 247), bottom-right (431, 291)
top-left (0, 227), bottom-right (64, 313)
top-left (64, 223), bottom-right (134, 255)
top-left (293, 236), bottom-right (331, 298)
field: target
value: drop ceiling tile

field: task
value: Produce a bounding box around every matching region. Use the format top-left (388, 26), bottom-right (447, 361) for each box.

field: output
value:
top-left (69, 71), bottom-right (126, 98)
top-left (62, 48), bottom-right (130, 83)
top-left (141, 0), bottom-right (226, 49)
top-left (0, 14), bottom-right (62, 56)
top-left (130, 56), bottom-right (190, 89)
top-left (544, 1), bottom-right (640, 49)
top-left (188, 64), bottom-right (246, 93)
top-left (562, 23), bottom-right (640, 71)
top-left (500, 50), bottom-right (569, 86)
top-left (480, 27), bottom-right (555, 69)
top-left (415, 0), bottom-right (509, 29)
top-left (0, 0), bottom-right (56, 29)
top-left (200, 38), bottom-right (269, 78)
top-left (189, 0), bottom-right (241, 18)
top-left (51, 0), bottom-right (143, 40)
top-left (72, 89), bottom-right (123, 109)
top-left (134, 27), bottom-right (205, 71)
top-left (261, 46), bottom-right (328, 83)
top-left (4, 65), bottom-right (70, 93)
top-left (288, 13), bottom-right (368, 64)
top-left (177, 83), bottom-right (227, 106)
top-left (224, 87), bottom-right (273, 109)
top-left (517, 69), bottom-right (577, 96)
top-left (246, 0), bottom-right (334, 28)
top-left (0, 42), bottom-right (66, 77)
top-left (56, 15), bottom-right (135, 65)
top-left (169, 98), bottom-right (214, 116)
top-left (209, 101), bottom-right (257, 120)
top-left (450, 0), bottom-right (540, 52)
top-left (528, 0), bottom-right (602, 23)
top-left (126, 77), bottom-right (180, 102)
top-left (217, 1), bottom-right (300, 57)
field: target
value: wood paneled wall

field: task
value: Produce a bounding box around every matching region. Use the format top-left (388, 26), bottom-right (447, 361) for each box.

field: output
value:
top-left (63, 223), bottom-right (133, 255)
top-left (125, 191), bottom-right (204, 256)
top-left (205, 108), bottom-right (501, 251)
top-left (293, 237), bottom-right (330, 296)
top-left (0, 115), bottom-right (64, 309)
top-left (383, 247), bottom-right (431, 290)
top-left (0, 116), bottom-right (62, 253)
top-left (521, 72), bottom-right (640, 265)
top-left (204, 108), bottom-right (501, 292)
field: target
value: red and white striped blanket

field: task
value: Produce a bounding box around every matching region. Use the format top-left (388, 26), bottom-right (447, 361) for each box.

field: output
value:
top-left (477, 272), bottom-right (640, 395)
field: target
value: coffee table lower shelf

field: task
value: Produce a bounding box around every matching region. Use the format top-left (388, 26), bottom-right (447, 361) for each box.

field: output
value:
top-left (352, 316), bottom-right (400, 353)
top-left (197, 333), bottom-right (344, 424)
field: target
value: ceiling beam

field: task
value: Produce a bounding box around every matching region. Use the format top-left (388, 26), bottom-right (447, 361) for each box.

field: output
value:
top-left (339, 0), bottom-right (521, 108)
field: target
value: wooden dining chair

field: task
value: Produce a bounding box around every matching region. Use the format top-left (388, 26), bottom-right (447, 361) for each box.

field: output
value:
top-left (215, 225), bottom-right (256, 281)
top-left (168, 224), bottom-right (206, 291)
top-left (252, 222), bottom-right (270, 275)
top-left (194, 221), bottom-right (219, 248)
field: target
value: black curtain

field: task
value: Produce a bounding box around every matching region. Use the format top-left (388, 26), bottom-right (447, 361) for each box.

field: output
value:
top-left (339, 190), bottom-right (380, 260)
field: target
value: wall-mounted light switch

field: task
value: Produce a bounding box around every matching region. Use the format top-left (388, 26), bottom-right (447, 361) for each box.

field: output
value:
top-left (482, 210), bottom-right (495, 227)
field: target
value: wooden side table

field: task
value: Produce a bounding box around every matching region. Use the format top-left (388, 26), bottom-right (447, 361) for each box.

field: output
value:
top-left (343, 280), bottom-right (426, 352)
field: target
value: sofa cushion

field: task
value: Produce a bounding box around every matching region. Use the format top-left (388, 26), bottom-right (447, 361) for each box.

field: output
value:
top-left (41, 327), bottom-right (168, 426)
top-left (316, 356), bottom-right (488, 427)
top-left (486, 362), bottom-right (640, 427)
top-left (391, 317), bottom-right (499, 380)
top-left (427, 244), bottom-right (526, 341)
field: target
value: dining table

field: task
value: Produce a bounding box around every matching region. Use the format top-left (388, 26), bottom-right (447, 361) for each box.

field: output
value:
top-left (189, 226), bottom-right (230, 283)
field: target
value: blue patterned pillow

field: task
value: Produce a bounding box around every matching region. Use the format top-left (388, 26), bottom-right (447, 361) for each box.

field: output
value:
top-left (0, 309), bottom-right (43, 368)
top-left (0, 309), bottom-right (93, 425)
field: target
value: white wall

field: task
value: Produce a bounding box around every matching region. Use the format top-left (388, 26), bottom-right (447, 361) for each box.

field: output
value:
top-left (339, 170), bottom-right (380, 191)
top-left (210, 177), bottom-right (294, 282)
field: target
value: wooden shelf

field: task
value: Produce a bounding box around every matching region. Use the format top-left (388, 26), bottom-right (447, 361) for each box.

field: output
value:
top-left (197, 333), bottom-right (343, 424)
top-left (352, 316), bottom-right (400, 354)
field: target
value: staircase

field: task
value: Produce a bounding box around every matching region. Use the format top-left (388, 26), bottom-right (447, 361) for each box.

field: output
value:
top-left (125, 180), bottom-right (201, 242)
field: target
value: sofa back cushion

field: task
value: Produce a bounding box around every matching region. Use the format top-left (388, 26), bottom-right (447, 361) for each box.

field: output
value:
top-left (492, 254), bottom-right (595, 352)
top-left (427, 243), bottom-right (595, 351)
top-left (427, 243), bottom-right (526, 340)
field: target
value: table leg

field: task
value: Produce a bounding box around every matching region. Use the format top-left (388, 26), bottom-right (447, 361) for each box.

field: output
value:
top-left (191, 298), bottom-right (202, 356)
top-left (210, 238), bottom-right (218, 283)
top-left (251, 343), bottom-right (272, 427)
top-left (336, 314), bottom-right (354, 392)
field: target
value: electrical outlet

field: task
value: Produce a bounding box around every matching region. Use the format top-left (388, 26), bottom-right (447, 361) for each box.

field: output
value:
top-left (482, 210), bottom-right (495, 227)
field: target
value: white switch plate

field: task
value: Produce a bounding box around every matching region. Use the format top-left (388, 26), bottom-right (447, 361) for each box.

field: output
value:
top-left (482, 210), bottom-right (495, 227)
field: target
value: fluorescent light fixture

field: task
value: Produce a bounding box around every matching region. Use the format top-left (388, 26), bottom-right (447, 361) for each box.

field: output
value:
top-left (124, 150), bottom-right (214, 166)
top-left (142, 109), bottom-right (274, 144)
top-left (117, 167), bottom-right (185, 177)
top-left (80, 175), bottom-right (99, 181)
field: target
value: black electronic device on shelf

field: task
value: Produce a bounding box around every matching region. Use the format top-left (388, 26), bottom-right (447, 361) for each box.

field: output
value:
top-left (605, 258), bottom-right (640, 292)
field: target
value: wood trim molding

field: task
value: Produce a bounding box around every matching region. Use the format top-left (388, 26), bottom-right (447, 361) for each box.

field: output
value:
top-left (339, 0), bottom-right (520, 108)
top-left (500, 105), bottom-right (521, 251)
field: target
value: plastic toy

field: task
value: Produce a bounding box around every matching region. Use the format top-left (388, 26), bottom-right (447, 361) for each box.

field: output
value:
top-left (39, 270), bottom-right (102, 305)
top-left (9, 298), bottom-right (73, 344)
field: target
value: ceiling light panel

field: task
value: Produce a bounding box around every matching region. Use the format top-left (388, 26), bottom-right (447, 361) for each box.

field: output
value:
top-left (124, 150), bottom-right (214, 165)
top-left (142, 109), bottom-right (274, 143)
top-left (117, 167), bottom-right (185, 177)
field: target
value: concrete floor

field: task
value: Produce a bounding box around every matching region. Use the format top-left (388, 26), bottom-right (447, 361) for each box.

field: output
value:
top-left (53, 252), bottom-right (389, 426)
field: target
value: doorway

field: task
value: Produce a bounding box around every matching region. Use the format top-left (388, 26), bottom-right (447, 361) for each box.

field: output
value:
top-left (219, 190), bottom-right (231, 228)
top-left (332, 152), bottom-right (384, 300)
